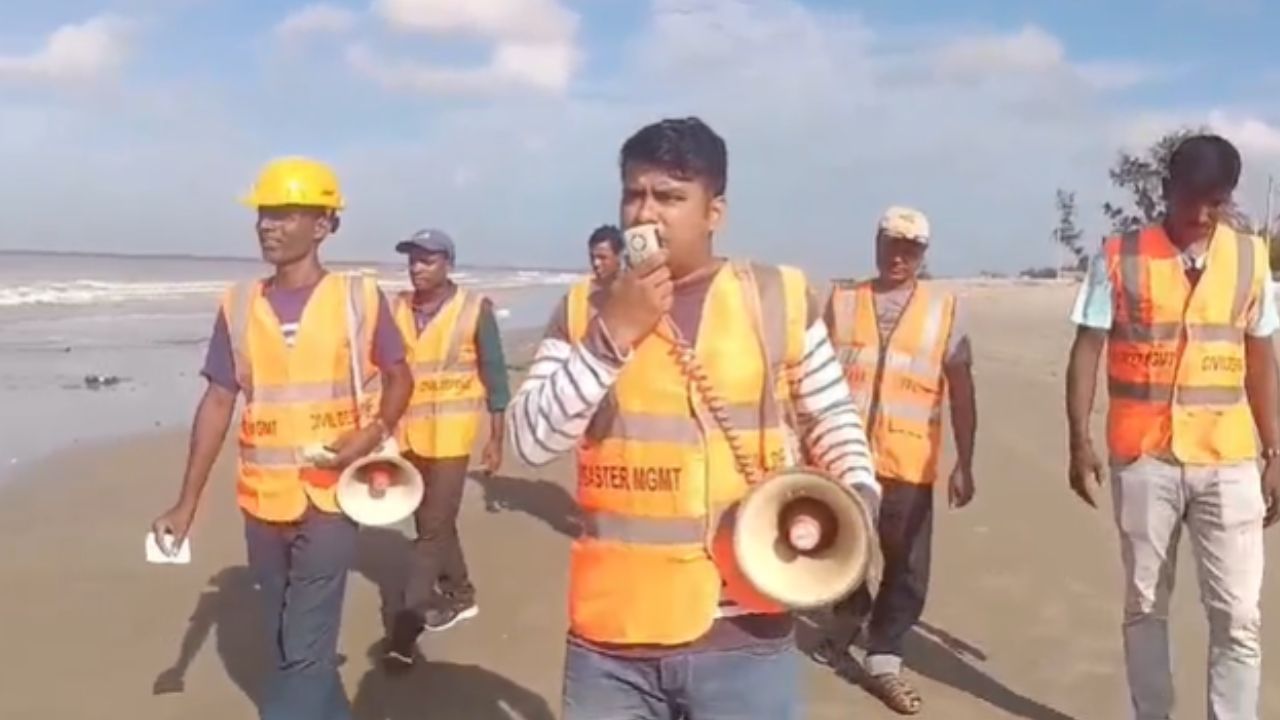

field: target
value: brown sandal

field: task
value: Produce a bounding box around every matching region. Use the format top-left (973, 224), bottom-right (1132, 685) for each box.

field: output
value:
top-left (863, 672), bottom-right (923, 715)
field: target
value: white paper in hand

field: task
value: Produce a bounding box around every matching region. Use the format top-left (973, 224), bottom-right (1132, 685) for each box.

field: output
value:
top-left (145, 531), bottom-right (191, 565)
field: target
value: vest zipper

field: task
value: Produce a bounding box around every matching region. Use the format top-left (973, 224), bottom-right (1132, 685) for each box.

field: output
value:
top-left (866, 283), bottom-right (917, 442)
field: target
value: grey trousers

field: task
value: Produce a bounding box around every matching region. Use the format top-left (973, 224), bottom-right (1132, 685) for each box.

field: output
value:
top-left (1110, 455), bottom-right (1266, 720)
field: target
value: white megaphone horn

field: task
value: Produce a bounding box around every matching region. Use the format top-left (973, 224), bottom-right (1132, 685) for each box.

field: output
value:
top-left (732, 467), bottom-right (878, 609)
top-left (326, 270), bottom-right (424, 527)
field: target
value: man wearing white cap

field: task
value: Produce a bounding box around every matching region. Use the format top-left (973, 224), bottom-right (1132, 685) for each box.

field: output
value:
top-left (821, 205), bottom-right (978, 714)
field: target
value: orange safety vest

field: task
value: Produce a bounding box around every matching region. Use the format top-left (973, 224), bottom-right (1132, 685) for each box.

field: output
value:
top-left (828, 280), bottom-right (955, 485)
top-left (566, 260), bottom-right (807, 646)
top-left (1104, 224), bottom-right (1265, 464)
top-left (223, 272), bottom-right (381, 522)
top-left (392, 287), bottom-right (489, 459)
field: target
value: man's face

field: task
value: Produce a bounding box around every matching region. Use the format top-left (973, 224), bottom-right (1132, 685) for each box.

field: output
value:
top-left (589, 242), bottom-right (620, 283)
top-left (875, 233), bottom-right (926, 283)
top-left (256, 206), bottom-right (328, 265)
top-left (1165, 181), bottom-right (1231, 246)
top-left (620, 163), bottom-right (724, 278)
top-left (408, 250), bottom-right (451, 292)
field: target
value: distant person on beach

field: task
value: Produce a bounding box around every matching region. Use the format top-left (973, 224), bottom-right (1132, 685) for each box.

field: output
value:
top-left (508, 116), bottom-right (879, 719)
top-left (588, 224), bottom-right (623, 285)
top-left (820, 205), bottom-right (977, 714)
top-left (1066, 134), bottom-right (1279, 720)
top-left (150, 156), bottom-right (413, 720)
top-left (380, 228), bottom-right (510, 671)
top-left (563, 225), bottom-right (625, 341)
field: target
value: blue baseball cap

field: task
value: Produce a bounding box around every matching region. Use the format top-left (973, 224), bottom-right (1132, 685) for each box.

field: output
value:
top-left (395, 228), bottom-right (455, 262)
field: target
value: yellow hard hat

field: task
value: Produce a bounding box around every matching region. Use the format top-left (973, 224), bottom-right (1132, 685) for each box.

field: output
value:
top-left (241, 156), bottom-right (345, 210)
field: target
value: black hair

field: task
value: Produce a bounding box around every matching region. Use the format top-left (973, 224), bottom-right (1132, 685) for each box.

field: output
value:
top-left (1167, 134), bottom-right (1242, 196)
top-left (588, 224), bottom-right (623, 254)
top-left (618, 117), bottom-right (728, 196)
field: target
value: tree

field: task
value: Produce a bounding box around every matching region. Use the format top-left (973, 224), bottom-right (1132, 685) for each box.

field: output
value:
top-left (1053, 188), bottom-right (1086, 270)
top-left (1101, 126), bottom-right (1208, 235)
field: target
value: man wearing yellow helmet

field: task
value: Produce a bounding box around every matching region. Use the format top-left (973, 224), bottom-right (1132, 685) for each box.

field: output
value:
top-left (150, 156), bottom-right (414, 719)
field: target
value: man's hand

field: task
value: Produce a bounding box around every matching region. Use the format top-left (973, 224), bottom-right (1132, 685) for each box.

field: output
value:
top-left (480, 437), bottom-right (503, 476)
top-left (1068, 441), bottom-right (1105, 508)
top-left (317, 424), bottom-right (384, 469)
top-left (948, 463), bottom-right (975, 509)
top-left (597, 250), bottom-right (673, 351)
top-left (1263, 458), bottom-right (1280, 528)
top-left (151, 501), bottom-right (198, 558)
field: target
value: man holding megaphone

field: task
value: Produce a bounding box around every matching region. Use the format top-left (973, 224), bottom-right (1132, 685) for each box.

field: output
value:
top-left (509, 117), bottom-right (880, 720)
top-left (149, 157), bottom-right (414, 720)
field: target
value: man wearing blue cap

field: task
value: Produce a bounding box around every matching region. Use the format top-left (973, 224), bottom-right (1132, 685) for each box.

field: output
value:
top-left (381, 228), bottom-right (511, 671)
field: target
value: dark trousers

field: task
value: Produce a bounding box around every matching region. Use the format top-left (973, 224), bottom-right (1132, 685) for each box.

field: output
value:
top-left (832, 476), bottom-right (933, 674)
top-left (402, 454), bottom-right (475, 616)
top-left (243, 505), bottom-right (357, 720)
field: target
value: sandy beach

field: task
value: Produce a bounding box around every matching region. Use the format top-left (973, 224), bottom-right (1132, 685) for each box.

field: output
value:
top-left (4, 279), bottom-right (1280, 720)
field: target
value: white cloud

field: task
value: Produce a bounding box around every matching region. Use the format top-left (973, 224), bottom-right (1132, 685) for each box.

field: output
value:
top-left (932, 24), bottom-right (1155, 93)
top-left (1208, 111), bottom-right (1280, 157)
top-left (374, 0), bottom-right (576, 44)
top-left (351, 0), bottom-right (581, 95)
top-left (274, 4), bottom-right (358, 43)
top-left (0, 15), bottom-right (134, 86)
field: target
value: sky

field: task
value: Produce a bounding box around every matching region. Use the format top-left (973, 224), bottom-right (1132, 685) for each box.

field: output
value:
top-left (2, 0), bottom-right (1279, 278)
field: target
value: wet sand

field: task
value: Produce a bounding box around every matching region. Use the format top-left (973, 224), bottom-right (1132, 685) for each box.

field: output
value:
top-left (3, 280), bottom-right (1279, 719)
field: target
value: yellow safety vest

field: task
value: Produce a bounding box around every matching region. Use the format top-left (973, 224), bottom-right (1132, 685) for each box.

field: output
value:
top-left (566, 276), bottom-right (595, 343)
top-left (392, 288), bottom-right (489, 459)
top-left (1104, 223), bottom-right (1264, 464)
top-left (829, 280), bottom-right (954, 485)
top-left (223, 272), bottom-right (380, 522)
top-left (566, 260), bottom-right (807, 646)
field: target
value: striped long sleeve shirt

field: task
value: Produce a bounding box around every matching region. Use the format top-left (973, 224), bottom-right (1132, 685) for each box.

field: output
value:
top-left (508, 271), bottom-right (879, 506)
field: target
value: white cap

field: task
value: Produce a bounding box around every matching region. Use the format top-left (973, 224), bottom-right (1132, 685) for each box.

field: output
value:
top-left (877, 206), bottom-right (930, 245)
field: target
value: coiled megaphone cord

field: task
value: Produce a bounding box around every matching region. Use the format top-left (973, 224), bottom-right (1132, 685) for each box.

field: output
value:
top-left (659, 319), bottom-right (763, 485)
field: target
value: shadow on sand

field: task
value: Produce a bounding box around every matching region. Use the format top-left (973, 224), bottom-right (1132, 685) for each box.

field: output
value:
top-left (154, 551), bottom-right (552, 719)
top-left (796, 612), bottom-right (1079, 720)
top-left (469, 471), bottom-right (581, 539)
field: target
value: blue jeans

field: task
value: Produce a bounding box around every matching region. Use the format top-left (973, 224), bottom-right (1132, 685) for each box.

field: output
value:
top-left (244, 506), bottom-right (357, 720)
top-left (561, 639), bottom-right (801, 720)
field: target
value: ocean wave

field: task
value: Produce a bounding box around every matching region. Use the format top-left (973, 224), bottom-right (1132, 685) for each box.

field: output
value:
top-left (0, 271), bottom-right (581, 308)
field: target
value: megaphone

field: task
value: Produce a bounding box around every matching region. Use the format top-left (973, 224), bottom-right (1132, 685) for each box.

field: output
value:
top-left (732, 467), bottom-right (878, 610)
top-left (327, 439), bottom-right (425, 527)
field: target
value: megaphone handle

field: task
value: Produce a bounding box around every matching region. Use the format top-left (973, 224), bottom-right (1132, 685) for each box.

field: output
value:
top-left (660, 317), bottom-right (762, 485)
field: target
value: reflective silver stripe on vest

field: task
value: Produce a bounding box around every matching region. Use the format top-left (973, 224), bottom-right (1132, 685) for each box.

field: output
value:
top-left (250, 380), bottom-right (354, 404)
top-left (1111, 323), bottom-right (1244, 343)
top-left (830, 284), bottom-right (858, 348)
top-left (445, 291), bottom-right (485, 369)
top-left (412, 359), bottom-right (478, 375)
top-left (228, 280), bottom-right (257, 392)
top-left (1117, 230), bottom-right (1143, 323)
top-left (240, 446), bottom-right (303, 467)
top-left (404, 396), bottom-right (487, 419)
top-left (1107, 380), bottom-right (1244, 406)
top-left (591, 401), bottom-right (782, 447)
top-left (578, 510), bottom-right (706, 545)
top-left (877, 401), bottom-right (940, 424)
